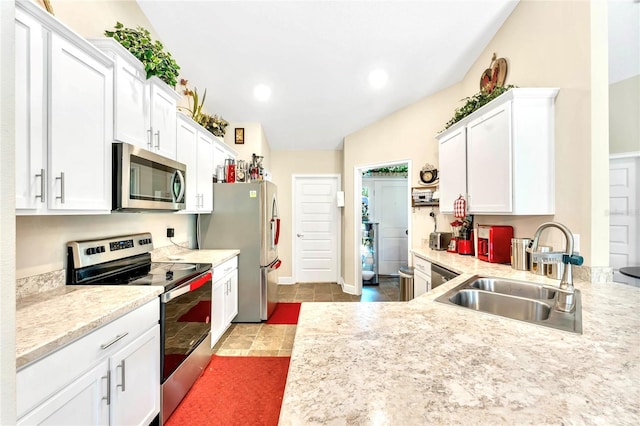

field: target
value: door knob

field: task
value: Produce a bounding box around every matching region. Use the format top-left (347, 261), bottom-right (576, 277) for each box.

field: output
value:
top-left (297, 234), bottom-right (304, 238)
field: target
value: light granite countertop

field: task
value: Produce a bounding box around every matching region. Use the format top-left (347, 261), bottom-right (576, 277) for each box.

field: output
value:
top-left (279, 248), bottom-right (640, 425)
top-left (16, 249), bottom-right (238, 369)
top-left (16, 285), bottom-right (162, 369)
top-left (155, 248), bottom-right (240, 267)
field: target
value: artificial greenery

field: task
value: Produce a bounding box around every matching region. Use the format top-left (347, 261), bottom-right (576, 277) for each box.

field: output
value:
top-left (105, 22), bottom-right (180, 87)
top-left (200, 113), bottom-right (229, 138)
top-left (178, 79), bottom-right (229, 137)
top-left (363, 165), bottom-right (408, 175)
top-left (443, 84), bottom-right (516, 130)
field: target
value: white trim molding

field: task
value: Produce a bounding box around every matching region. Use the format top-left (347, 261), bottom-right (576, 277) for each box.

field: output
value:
top-left (610, 151), bottom-right (640, 159)
top-left (278, 276), bottom-right (294, 285)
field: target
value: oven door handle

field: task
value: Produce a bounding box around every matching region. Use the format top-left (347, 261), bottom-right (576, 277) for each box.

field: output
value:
top-left (161, 271), bottom-right (212, 303)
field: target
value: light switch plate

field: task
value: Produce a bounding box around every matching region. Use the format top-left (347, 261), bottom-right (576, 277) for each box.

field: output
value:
top-left (336, 191), bottom-right (345, 207)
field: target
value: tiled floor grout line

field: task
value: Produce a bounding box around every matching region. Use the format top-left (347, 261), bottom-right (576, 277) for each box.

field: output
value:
top-left (212, 278), bottom-right (399, 357)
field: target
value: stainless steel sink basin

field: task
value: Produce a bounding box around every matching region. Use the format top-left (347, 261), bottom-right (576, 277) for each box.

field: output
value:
top-left (449, 289), bottom-right (551, 322)
top-left (468, 277), bottom-right (556, 300)
top-left (435, 275), bottom-right (582, 334)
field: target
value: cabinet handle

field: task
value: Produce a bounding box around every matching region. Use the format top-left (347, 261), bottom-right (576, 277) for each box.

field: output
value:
top-left (102, 370), bottom-right (111, 405)
top-left (147, 128), bottom-right (153, 149)
top-left (35, 168), bottom-right (45, 203)
top-left (55, 172), bottom-right (65, 204)
top-left (116, 360), bottom-right (126, 392)
top-left (100, 332), bottom-right (128, 350)
top-left (154, 130), bottom-right (160, 150)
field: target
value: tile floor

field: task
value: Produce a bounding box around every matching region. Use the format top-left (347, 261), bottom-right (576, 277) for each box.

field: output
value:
top-left (212, 276), bottom-right (400, 357)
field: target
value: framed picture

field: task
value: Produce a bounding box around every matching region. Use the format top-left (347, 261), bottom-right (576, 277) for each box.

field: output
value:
top-left (235, 128), bottom-right (245, 144)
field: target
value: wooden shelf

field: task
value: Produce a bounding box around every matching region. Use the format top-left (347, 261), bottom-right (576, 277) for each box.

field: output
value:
top-left (411, 201), bottom-right (439, 208)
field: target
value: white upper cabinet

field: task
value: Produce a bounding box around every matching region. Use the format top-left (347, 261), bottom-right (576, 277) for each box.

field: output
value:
top-left (149, 77), bottom-right (180, 159)
top-left (90, 38), bottom-right (148, 148)
top-left (91, 40), bottom-right (180, 159)
top-left (436, 88), bottom-right (559, 215)
top-left (437, 127), bottom-right (466, 215)
top-left (15, 1), bottom-right (113, 215)
top-left (176, 114), bottom-right (214, 213)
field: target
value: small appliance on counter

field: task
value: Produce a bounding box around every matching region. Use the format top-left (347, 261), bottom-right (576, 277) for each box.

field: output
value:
top-left (477, 225), bottom-right (513, 263)
top-left (455, 215), bottom-right (475, 255)
top-left (510, 237), bottom-right (531, 270)
top-left (447, 220), bottom-right (463, 253)
top-left (427, 209), bottom-right (451, 251)
top-left (429, 232), bottom-right (452, 251)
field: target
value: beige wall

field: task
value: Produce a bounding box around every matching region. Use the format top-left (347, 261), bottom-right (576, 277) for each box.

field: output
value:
top-left (610, 75), bottom-right (640, 154)
top-left (223, 122), bottom-right (272, 169)
top-left (48, 0), bottom-right (160, 39)
top-left (270, 150), bottom-right (343, 278)
top-left (342, 0), bottom-right (603, 288)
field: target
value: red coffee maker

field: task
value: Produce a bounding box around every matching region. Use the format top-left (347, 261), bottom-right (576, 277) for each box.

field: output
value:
top-left (457, 229), bottom-right (475, 255)
top-left (477, 225), bottom-right (513, 263)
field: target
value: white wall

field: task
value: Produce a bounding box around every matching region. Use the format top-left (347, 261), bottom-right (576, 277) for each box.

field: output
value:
top-left (0, 0), bottom-right (16, 422)
top-left (223, 122), bottom-right (272, 170)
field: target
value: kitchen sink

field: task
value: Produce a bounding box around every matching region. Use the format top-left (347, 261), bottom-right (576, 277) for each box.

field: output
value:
top-left (449, 289), bottom-right (551, 321)
top-left (468, 277), bottom-right (556, 300)
top-left (436, 275), bottom-right (582, 334)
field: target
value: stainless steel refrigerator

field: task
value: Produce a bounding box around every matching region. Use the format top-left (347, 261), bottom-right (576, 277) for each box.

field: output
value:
top-left (199, 181), bottom-right (281, 322)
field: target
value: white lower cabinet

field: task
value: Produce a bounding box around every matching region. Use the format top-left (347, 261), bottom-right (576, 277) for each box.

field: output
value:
top-left (211, 257), bottom-right (239, 346)
top-left (17, 299), bottom-right (160, 425)
top-left (413, 255), bottom-right (431, 297)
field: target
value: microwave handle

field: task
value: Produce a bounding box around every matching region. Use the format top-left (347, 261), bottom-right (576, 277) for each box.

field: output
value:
top-left (172, 170), bottom-right (186, 203)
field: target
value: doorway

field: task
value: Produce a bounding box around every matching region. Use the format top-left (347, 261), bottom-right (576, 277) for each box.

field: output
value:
top-left (354, 160), bottom-right (411, 296)
top-left (292, 174), bottom-right (341, 283)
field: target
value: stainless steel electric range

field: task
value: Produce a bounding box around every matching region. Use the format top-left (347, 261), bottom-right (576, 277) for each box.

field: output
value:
top-left (67, 233), bottom-right (212, 424)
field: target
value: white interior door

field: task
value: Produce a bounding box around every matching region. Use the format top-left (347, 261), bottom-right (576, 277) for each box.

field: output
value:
top-left (609, 156), bottom-right (639, 283)
top-left (294, 176), bottom-right (340, 283)
top-left (372, 179), bottom-right (408, 275)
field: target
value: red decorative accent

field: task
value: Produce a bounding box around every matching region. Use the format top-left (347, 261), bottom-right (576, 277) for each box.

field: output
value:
top-left (266, 302), bottom-right (300, 324)
top-left (453, 195), bottom-right (467, 219)
top-left (189, 272), bottom-right (212, 292)
top-left (273, 260), bottom-right (282, 270)
top-left (274, 218), bottom-right (281, 245)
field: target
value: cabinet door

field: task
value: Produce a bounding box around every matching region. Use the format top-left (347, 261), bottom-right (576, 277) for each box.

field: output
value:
top-left (149, 80), bottom-right (178, 159)
top-left (15, 9), bottom-right (45, 211)
top-left (110, 325), bottom-right (160, 426)
top-left (48, 33), bottom-right (112, 212)
top-left (466, 103), bottom-right (512, 213)
top-left (414, 270), bottom-right (429, 298)
top-left (197, 130), bottom-right (214, 211)
top-left (18, 360), bottom-right (109, 426)
top-left (113, 58), bottom-right (148, 148)
top-left (438, 127), bottom-right (467, 214)
top-left (224, 270), bottom-right (239, 324)
top-left (211, 278), bottom-right (227, 347)
top-left (176, 116), bottom-right (199, 212)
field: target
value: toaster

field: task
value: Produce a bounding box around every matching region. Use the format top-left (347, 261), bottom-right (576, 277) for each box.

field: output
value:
top-left (429, 232), bottom-right (452, 251)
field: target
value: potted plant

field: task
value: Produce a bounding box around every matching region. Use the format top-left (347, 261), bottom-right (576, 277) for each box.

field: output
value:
top-left (105, 22), bottom-right (180, 87)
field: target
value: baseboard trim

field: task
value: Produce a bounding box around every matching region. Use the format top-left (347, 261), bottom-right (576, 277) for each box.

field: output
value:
top-left (278, 276), bottom-right (294, 285)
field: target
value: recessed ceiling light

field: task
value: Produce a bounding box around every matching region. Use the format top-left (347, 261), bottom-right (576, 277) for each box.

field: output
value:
top-left (253, 84), bottom-right (272, 102)
top-left (368, 69), bottom-right (388, 89)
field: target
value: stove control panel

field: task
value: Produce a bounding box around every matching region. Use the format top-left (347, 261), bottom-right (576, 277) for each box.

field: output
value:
top-left (68, 233), bottom-right (154, 268)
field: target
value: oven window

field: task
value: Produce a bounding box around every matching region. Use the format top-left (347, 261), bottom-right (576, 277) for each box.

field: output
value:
top-left (161, 278), bottom-right (211, 382)
top-left (130, 155), bottom-right (178, 202)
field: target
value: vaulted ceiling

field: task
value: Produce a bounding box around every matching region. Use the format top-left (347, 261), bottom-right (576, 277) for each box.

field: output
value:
top-left (137, 0), bottom-right (638, 151)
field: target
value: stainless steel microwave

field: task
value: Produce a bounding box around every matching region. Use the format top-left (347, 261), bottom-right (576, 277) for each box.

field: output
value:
top-left (113, 143), bottom-right (186, 211)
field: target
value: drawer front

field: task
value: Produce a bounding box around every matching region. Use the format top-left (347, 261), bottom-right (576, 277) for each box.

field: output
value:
top-left (17, 298), bottom-right (159, 418)
top-left (413, 255), bottom-right (431, 276)
top-left (213, 256), bottom-right (238, 279)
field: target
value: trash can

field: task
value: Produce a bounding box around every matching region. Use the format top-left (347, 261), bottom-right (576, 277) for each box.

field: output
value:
top-left (399, 266), bottom-right (414, 301)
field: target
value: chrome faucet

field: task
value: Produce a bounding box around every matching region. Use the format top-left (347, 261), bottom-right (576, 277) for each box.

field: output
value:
top-left (529, 222), bottom-right (584, 313)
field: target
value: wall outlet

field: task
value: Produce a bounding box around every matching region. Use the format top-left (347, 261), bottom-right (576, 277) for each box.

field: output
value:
top-left (422, 238), bottom-right (430, 248)
top-left (166, 228), bottom-right (175, 238)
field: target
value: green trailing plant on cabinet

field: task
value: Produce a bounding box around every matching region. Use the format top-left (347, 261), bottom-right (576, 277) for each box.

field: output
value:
top-left (444, 84), bottom-right (517, 130)
top-left (105, 22), bottom-right (181, 87)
